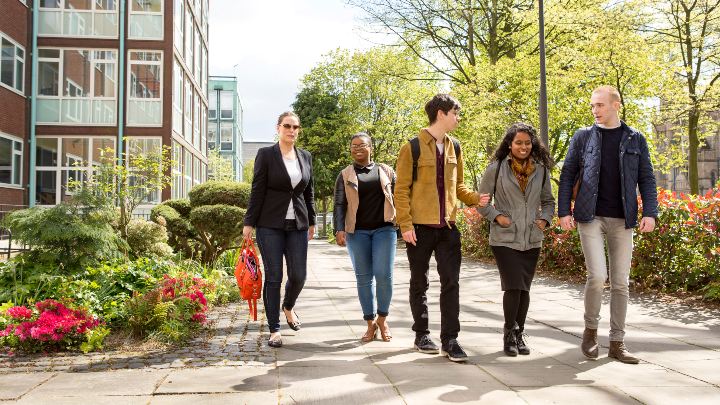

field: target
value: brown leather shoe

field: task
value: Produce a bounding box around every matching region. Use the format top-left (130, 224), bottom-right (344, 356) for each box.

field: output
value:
top-left (608, 341), bottom-right (640, 364)
top-left (581, 328), bottom-right (598, 359)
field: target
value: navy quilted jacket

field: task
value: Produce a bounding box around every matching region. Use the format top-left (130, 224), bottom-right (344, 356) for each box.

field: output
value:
top-left (558, 122), bottom-right (658, 229)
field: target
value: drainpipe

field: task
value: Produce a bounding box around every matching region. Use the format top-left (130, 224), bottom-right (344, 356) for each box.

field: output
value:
top-left (28, 1), bottom-right (39, 207)
top-left (117, 0), bottom-right (126, 165)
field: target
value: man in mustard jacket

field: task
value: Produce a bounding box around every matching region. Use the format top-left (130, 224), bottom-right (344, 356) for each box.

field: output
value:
top-left (394, 94), bottom-right (490, 362)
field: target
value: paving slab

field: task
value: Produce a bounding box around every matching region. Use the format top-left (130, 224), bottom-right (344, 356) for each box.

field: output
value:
top-left (156, 366), bottom-right (277, 394)
top-left (150, 392), bottom-right (278, 404)
top-left (28, 369), bottom-right (169, 397)
top-left (0, 372), bottom-right (53, 400)
top-left (17, 394), bottom-right (153, 404)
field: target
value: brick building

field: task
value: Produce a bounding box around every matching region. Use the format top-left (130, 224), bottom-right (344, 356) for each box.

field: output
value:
top-left (0, 0), bottom-right (210, 211)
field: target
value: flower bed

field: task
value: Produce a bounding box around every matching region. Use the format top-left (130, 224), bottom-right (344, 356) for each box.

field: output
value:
top-left (458, 187), bottom-right (720, 301)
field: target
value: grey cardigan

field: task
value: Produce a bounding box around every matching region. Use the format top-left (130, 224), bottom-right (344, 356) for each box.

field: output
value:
top-left (477, 157), bottom-right (555, 251)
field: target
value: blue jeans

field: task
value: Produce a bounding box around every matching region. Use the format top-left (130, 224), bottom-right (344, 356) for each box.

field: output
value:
top-left (256, 222), bottom-right (309, 333)
top-left (345, 226), bottom-right (396, 321)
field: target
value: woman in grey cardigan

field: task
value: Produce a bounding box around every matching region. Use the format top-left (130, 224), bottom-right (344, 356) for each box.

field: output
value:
top-left (478, 123), bottom-right (555, 357)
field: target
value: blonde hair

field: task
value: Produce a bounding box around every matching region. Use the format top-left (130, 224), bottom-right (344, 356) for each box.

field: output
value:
top-left (592, 85), bottom-right (622, 103)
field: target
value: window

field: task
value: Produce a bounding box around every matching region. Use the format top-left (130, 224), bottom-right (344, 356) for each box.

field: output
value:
top-left (184, 8), bottom-right (192, 67)
top-left (0, 133), bottom-right (23, 187)
top-left (201, 104), bottom-right (207, 156)
top-left (128, 50), bottom-right (162, 126)
top-left (172, 141), bottom-right (183, 198)
top-left (202, 45), bottom-right (208, 94)
top-left (37, 48), bottom-right (117, 125)
top-left (35, 136), bottom-right (115, 205)
top-left (220, 91), bottom-right (233, 119)
top-left (129, 0), bottom-right (163, 40)
top-left (208, 90), bottom-right (217, 119)
top-left (172, 59), bottom-right (183, 134)
top-left (193, 25), bottom-right (200, 81)
top-left (184, 149), bottom-right (192, 194)
top-left (39, 0), bottom-right (118, 38)
top-left (207, 122), bottom-right (216, 150)
top-left (193, 92), bottom-right (200, 149)
top-left (174, 0), bottom-right (184, 55)
top-left (184, 77), bottom-right (192, 141)
top-left (220, 122), bottom-right (233, 151)
top-left (193, 155), bottom-right (201, 186)
top-left (126, 137), bottom-right (162, 203)
top-left (0, 33), bottom-right (25, 94)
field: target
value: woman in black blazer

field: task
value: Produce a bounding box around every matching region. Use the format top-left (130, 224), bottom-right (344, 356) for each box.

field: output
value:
top-left (243, 111), bottom-right (316, 348)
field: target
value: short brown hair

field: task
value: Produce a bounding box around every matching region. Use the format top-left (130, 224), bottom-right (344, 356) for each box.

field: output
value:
top-left (592, 85), bottom-right (621, 103)
top-left (425, 94), bottom-right (461, 124)
top-left (277, 111), bottom-right (300, 125)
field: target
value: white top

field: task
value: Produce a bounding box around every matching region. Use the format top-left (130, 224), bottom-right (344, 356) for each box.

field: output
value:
top-left (283, 156), bottom-right (302, 219)
top-left (436, 142), bottom-right (444, 155)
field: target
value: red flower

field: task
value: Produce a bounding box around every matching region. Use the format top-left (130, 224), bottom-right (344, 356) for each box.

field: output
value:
top-left (6, 306), bottom-right (33, 319)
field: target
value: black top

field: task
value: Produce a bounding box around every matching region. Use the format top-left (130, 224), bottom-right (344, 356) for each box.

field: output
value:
top-left (355, 163), bottom-right (393, 230)
top-left (243, 143), bottom-right (316, 230)
top-left (596, 126), bottom-right (625, 218)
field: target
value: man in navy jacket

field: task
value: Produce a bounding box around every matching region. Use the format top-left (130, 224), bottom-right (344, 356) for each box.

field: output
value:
top-left (558, 85), bottom-right (658, 364)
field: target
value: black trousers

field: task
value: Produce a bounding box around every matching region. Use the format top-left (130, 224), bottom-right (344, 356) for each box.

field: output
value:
top-left (406, 224), bottom-right (462, 344)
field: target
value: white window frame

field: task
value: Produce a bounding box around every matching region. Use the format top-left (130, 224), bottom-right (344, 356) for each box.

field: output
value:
top-left (0, 132), bottom-right (23, 188)
top-left (34, 135), bottom-right (116, 205)
top-left (128, 0), bottom-right (164, 40)
top-left (220, 90), bottom-right (233, 119)
top-left (172, 58), bottom-right (183, 135)
top-left (37, 47), bottom-right (118, 126)
top-left (172, 141), bottom-right (183, 198)
top-left (38, 0), bottom-right (119, 38)
top-left (0, 32), bottom-right (25, 96)
top-left (127, 50), bottom-right (163, 127)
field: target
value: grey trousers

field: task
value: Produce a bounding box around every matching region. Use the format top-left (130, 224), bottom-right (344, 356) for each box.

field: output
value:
top-left (577, 217), bottom-right (634, 342)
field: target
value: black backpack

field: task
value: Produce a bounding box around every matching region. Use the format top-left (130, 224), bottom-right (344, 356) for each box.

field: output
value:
top-left (409, 136), bottom-right (460, 184)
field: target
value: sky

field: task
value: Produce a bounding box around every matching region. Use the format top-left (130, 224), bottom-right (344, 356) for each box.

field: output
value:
top-left (208, 0), bottom-right (375, 142)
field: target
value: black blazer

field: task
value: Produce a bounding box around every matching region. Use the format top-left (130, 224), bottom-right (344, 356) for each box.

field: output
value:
top-left (244, 143), bottom-right (316, 230)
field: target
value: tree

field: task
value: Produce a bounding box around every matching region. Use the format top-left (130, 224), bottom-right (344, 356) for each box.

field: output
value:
top-left (642, 0), bottom-right (720, 194)
top-left (293, 47), bottom-right (437, 233)
top-left (72, 146), bottom-right (173, 239)
top-left (207, 150), bottom-right (236, 182)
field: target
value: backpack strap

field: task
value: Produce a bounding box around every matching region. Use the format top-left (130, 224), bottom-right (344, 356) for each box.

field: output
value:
top-left (410, 137), bottom-right (420, 183)
top-left (410, 136), bottom-right (461, 183)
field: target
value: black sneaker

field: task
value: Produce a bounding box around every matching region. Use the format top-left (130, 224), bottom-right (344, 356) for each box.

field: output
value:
top-left (413, 334), bottom-right (439, 354)
top-left (441, 339), bottom-right (468, 362)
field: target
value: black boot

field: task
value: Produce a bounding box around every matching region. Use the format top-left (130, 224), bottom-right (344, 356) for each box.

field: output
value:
top-left (503, 327), bottom-right (518, 357)
top-left (515, 327), bottom-right (530, 355)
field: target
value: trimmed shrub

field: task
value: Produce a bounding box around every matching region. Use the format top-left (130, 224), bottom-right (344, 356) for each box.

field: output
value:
top-left (188, 181), bottom-right (251, 208)
top-left (126, 219), bottom-right (173, 259)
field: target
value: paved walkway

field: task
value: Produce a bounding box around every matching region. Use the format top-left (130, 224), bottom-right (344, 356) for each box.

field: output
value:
top-left (1, 240), bottom-right (719, 404)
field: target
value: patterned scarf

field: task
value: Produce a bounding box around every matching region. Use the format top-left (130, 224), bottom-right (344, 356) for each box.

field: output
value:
top-left (510, 158), bottom-right (535, 194)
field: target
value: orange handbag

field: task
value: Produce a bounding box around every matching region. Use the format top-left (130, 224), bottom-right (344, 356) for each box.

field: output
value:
top-left (235, 239), bottom-right (262, 321)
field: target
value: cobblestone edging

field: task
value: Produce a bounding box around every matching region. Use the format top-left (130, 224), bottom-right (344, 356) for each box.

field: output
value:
top-left (0, 302), bottom-right (274, 374)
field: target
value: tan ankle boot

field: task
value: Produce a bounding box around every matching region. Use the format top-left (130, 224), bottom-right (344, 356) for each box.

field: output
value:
top-left (608, 341), bottom-right (639, 364)
top-left (581, 328), bottom-right (598, 359)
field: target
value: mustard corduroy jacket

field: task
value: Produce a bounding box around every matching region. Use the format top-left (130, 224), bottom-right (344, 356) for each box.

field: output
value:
top-left (394, 129), bottom-right (480, 233)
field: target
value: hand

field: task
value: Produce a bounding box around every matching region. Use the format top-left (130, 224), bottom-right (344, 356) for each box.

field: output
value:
top-left (402, 229), bottom-right (417, 246)
top-left (559, 215), bottom-right (575, 231)
top-left (535, 219), bottom-right (548, 231)
top-left (336, 231), bottom-right (346, 246)
top-left (638, 217), bottom-right (656, 233)
top-left (308, 225), bottom-right (316, 241)
top-left (476, 193), bottom-right (491, 207)
top-left (495, 215), bottom-right (512, 228)
top-left (242, 225), bottom-right (254, 242)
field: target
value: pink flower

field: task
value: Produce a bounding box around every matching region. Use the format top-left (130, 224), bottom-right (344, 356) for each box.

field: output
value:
top-left (6, 306), bottom-right (33, 319)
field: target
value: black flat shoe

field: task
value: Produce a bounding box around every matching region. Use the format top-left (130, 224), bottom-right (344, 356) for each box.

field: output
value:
top-left (285, 309), bottom-right (301, 331)
top-left (268, 337), bottom-right (283, 348)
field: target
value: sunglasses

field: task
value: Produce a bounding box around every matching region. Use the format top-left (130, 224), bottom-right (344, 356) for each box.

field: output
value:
top-left (281, 123), bottom-right (301, 130)
top-left (350, 143), bottom-right (370, 150)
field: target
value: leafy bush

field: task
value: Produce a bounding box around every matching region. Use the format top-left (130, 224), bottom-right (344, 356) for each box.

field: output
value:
top-left (152, 181), bottom-right (250, 264)
top-left (126, 219), bottom-right (173, 259)
top-left (2, 203), bottom-right (127, 270)
top-left (125, 273), bottom-right (211, 342)
top-left (460, 187), bottom-right (720, 301)
top-left (0, 300), bottom-right (109, 353)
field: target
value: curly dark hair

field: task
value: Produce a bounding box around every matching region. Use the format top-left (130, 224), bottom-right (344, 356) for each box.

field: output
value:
top-left (492, 122), bottom-right (555, 169)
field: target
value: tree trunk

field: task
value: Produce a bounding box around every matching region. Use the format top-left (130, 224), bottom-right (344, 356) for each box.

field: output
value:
top-left (687, 107), bottom-right (700, 195)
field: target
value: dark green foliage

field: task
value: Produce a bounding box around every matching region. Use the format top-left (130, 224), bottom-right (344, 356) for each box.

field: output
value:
top-left (152, 181), bottom-right (250, 264)
top-left (188, 181), bottom-right (251, 208)
top-left (2, 203), bottom-right (127, 271)
top-left (126, 219), bottom-right (173, 259)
